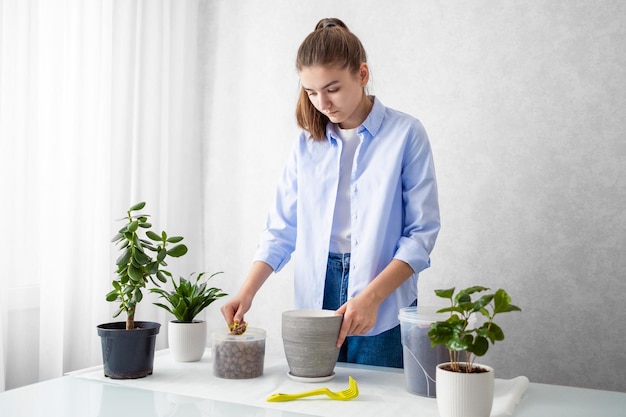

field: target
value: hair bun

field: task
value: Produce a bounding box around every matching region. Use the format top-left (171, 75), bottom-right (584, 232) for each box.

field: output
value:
top-left (315, 18), bottom-right (348, 31)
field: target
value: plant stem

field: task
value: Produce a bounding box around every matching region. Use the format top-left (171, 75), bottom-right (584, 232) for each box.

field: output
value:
top-left (127, 308), bottom-right (135, 330)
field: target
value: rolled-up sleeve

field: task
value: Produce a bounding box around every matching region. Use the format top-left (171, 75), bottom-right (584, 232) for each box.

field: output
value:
top-left (395, 120), bottom-right (440, 274)
top-left (253, 140), bottom-right (299, 272)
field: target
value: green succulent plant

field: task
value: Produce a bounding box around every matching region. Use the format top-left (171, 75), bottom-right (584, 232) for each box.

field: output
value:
top-left (106, 202), bottom-right (188, 330)
top-left (151, 272), bottom-right (227, 322)
top-left (427, 286), bottom-right (521, 373)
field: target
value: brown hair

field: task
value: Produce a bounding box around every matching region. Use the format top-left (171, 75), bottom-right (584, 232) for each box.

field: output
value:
top-left (295, 18), bottom-right (368, 141)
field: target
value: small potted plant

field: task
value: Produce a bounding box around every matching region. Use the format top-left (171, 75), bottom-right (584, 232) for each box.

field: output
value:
top-left (428, 286), bottom-right (521, 417)
top-left (151, 271), bottom-right (227, 361)
top-left (97, 202), bottom-right (188, 379)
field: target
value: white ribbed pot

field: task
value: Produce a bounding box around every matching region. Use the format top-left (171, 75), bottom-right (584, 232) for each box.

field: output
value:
top-left (168, 320), bottom-right (207, 362)
top-left (435, 362), bottom-right (494, 417)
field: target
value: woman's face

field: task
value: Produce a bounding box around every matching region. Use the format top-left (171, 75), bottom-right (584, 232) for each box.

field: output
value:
top-left (299, 63), bottom-right (370, 129)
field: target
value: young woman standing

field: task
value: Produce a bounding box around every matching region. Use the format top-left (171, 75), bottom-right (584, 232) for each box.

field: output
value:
top-left (221, 18), bottom-right (440, 368)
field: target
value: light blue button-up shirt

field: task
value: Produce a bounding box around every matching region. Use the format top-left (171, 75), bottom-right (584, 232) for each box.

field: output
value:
top-left (254, 97), bottom-right (440, 335)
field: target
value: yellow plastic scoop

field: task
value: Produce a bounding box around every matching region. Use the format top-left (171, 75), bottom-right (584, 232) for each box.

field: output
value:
top-left (266, 376), bottom-right (359, 402)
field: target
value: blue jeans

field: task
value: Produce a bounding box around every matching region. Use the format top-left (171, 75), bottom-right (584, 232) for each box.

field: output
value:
top-left (322, 253), bottom-right (415, 368)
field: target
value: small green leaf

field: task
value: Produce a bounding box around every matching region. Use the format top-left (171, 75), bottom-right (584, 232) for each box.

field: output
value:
top-left (457, 293), bottom-right (471, 304)
top-left (473, 294), bottom-right (494, 311)
top-left (140, 240), bottom-right (157, 251)
top-left (447, 333), bottom-right (468, 351)
top-left (157, 247), bottom-right (167, 262)
top-left (487, 322), bottom-right (505, 342)
top-left (129, 202), bottom-right (146, 211)
top-left (146, 261), bottom-right (159, 275)
top-left (460, 286), bottom-right (490, 296)
top-left (167, 244), bottom-right (188, 257)
top-left (156, 271), bottom-right (168, 283)
top-left (116, 248), bottom-right (132, 267)
top-left (146, 230), bottom-right (161, 241)
top-left (153, 302), bottom-right (175, 316)
top-left (128, 220), bottom-right (139, 233)
top-left (132, 249), bottom-right (151, 265)
top-left (133, 234), bottom-right (143, 250)
top-left (469, 336), bottom-right (489, 356)
top-left (434, 288), bottom-right (455, 299)
top-left (166, 236), bottom-right (184, 243)
top-left (494, 289), bottom-right (522, 314)
top-left (128, 263), bottom-right (143, 282)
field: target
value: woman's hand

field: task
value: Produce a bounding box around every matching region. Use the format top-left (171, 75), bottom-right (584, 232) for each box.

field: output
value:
top-left (220, 261), bottom-right (274, 329)
top-left (335, 293), bottom-right (380, 347)
top-left (220, 293), bottom-right (253, 329)
top-left (334, 259), bottom-right (415, 347)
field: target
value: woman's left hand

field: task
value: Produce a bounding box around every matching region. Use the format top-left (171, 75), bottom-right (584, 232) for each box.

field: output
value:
top-left (335, 294), bottom-right (379, 347)
top-left (334, 259), bottom-right (415, 347)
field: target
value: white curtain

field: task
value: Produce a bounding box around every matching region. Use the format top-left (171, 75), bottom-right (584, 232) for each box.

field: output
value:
top-left (0, 0), bottom-right (204, 390)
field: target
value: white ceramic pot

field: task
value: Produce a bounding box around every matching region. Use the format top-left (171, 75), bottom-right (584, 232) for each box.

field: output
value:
top-left (435, 362), bottom-right (495, 417)
top-left (168, 320), bottom-right (207, 362)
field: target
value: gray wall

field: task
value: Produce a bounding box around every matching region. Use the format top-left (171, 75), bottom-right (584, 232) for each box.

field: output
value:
top-left (199, 0), bottom-right (626, 392)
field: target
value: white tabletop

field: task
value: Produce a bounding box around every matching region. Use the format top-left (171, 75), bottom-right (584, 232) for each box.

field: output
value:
top-left (0, 376), bottom-right (312, 417)
top-left (3, 346), bottom-right (626, 417)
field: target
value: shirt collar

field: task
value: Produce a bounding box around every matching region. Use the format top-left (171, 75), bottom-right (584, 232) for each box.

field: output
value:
top-left (359, 96), bottom-right (384, 138)
top-left (325, 96), bottom-right (385, 142)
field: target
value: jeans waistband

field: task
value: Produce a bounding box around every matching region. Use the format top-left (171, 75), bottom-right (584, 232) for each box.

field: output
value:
top-left (328, 252), bottom-right (351, 268)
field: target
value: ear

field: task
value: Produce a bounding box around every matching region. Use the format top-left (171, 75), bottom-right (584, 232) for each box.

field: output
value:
top-left (359, 62), bottom-right (369, 87)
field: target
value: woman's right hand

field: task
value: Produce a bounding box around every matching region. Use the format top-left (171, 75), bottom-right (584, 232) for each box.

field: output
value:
top-left (219, 260), bottom-right (275, 329)
top-left (220, 293), bottom-right (253, 329)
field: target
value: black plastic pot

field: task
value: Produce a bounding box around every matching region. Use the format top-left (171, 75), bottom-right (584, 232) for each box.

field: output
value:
top-left (97, 321), bottom-right (161, 379)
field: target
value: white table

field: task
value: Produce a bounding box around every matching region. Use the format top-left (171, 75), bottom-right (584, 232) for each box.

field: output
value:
top-left (2, 345), bottom-right (625, 417)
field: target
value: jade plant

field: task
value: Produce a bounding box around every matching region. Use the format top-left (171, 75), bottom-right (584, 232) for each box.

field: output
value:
top-left (106, 202), bottom-right (188, 330)
top-left (427, 286), bottom-right (521, 373)
top-left (150, 272), bottom-right (227, 322)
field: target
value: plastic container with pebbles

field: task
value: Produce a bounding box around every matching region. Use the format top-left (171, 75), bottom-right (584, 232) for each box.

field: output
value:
top-left (212, 324), bottom-right (266, 379)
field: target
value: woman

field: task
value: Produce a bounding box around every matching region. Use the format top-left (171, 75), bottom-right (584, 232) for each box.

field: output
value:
top-left (221, 17), bottom-right (440, 368)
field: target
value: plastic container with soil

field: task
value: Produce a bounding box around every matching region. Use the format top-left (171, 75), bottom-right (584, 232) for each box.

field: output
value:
top-left (212, 327), bottom-right (266, 379)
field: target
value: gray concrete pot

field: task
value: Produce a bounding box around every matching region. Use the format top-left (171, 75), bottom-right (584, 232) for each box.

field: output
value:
top-left (282, 309), bottom-right (343, 380)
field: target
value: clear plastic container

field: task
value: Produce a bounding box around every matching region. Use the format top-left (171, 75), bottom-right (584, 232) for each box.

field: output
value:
top-left (212, 327), bottom-right (266, 379)
top-left (399, 306), bottom-right (449, 397)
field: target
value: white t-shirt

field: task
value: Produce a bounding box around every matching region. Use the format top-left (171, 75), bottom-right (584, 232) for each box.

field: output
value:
top-left (329, 127), bottom-right (360, 254)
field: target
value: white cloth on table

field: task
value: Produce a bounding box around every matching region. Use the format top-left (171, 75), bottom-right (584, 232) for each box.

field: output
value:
top-left (492, 376), bottom-right (530, 417)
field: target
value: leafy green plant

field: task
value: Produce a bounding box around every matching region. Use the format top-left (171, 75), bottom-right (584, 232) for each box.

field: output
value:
top-left (106, 202), bottom-right (188, 330)
top-left (427, 286), bottom-right (521, 373)
top-left (150, 272), bottom-right (227, 322)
